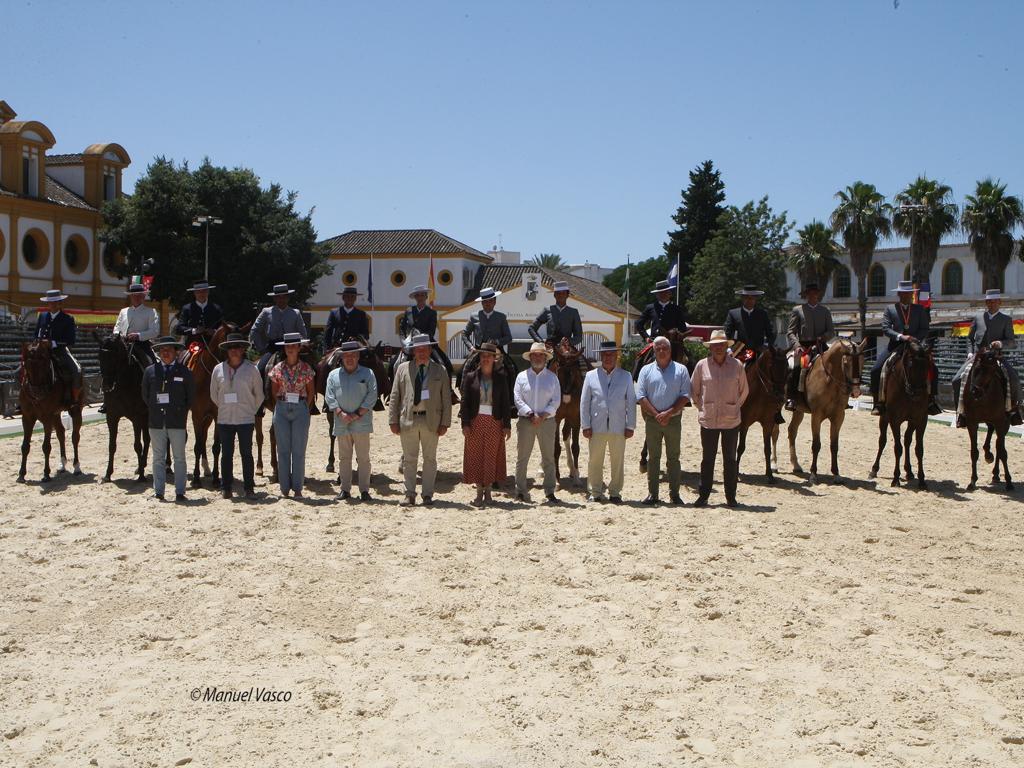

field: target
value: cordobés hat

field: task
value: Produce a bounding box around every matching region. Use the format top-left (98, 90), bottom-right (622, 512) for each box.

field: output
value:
top-left (125, 283), bottom-right (148, 296)
top-left (338, 286), bottom-right (362, 296)
top-left (218, 333), bottom-right (252, 350)
top-left (339, 340), bottom-right (366, 354)
top-left (40, 289), bottom-right (69, 302)
top-left (892, 280), bottom-right (915, 293)
top-left (552, 281), bottom-right (571, 293)
top-left (984, 288), bottom-right (1003, 300)
top-left (477, 342), bottom-right (500, 356)
top-left (735, 285), bottom-right (765, 296)
top-left (799, 282), bottom-right (821, 297)
top-left (275, 332), bottom-right (310, 346)
top-left (475, 287), bottom-right (502, 302)
top-left (187, 281), bottom-right (216, 292)
top-left (268, 284), bottom-right (295, 296)
top-left (407, 333), bottom-right (435, 349)
top-left (152, 335), bottom-right (185, 350)
top-left (522, 341), bottom-right (554, 361)
top-left (408, 285), bottom-right (429, 298)
top-left (651, 280), bottom-right (672, 294)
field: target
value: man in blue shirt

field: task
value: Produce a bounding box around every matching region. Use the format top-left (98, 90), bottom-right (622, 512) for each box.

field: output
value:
top-left (636, 335), bottom-right (691, 505)
top-left (35, 289), bottom-right (82, 408)
top-left (324, 340), bottom-right (379, 501)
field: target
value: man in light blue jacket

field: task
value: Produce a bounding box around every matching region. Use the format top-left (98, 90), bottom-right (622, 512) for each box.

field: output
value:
top-left (580, 340), bottom-right (637, 503)
top-left (324, 340), bottom-right (378, 501)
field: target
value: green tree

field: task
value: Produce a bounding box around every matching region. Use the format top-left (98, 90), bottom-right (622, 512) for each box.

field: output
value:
top-left (687, 198), bottom-right (793, 324)
top-left (830, 181), bottom-right (892, 337)
top-left (102, 157), bottom-right (329, 322)
top-left (892, 176), bottom-right (958, 285)
top-left (789, 220), bottom-right (841, 294)
top-left (602, 254), bottom-right (668, 307)
top-left (664, 160), bottom-right (726, 302)
top-left (527, 253), bottom-right (567, 270)
top-left (961, 178), bottom-right (1024, 292)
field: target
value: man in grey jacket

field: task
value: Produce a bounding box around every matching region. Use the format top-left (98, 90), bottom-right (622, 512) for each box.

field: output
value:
top-left (953, 289), bottom-right (1021, 426)
top-left (785, 283), bottom-right (835, 410)
top-left (529, 281), bottom-right (583, 349)
top-left (462, 287), bottom-right (513, 352)
top-left (250, 284), bottom-right (309, 379)
top-left (210, 333), bottom-right (265, 498)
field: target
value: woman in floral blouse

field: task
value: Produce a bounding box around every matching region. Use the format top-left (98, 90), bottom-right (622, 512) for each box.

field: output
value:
top-left (268, 332), bottom-right (316, 498)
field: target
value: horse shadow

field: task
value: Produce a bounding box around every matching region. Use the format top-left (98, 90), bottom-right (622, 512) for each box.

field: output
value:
top-left (111, 477), bottom-right (151, 495)
top-left (33, 470), bottom-right (97, 494)
top-left (742, 473), bottom-right (817, 497)
top-left (432, 470), bottom-right (465, 494)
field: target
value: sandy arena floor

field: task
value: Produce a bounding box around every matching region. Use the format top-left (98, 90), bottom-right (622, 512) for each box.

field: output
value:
top-left (1, 408), bottom-right (1023, 767)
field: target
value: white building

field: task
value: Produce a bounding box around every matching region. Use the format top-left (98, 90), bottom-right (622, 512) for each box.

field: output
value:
top-left (567, 262), bottom-right (613, 283)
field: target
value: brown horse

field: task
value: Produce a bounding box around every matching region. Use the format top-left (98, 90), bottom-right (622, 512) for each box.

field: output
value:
top-left (550, 341), bottom-right (591, 486)
top-left (961, 349), bottom-right (1013, 491)
top-left (787, 338), bottom-right (867, 484)
top-left (316, 339), bottom-right (392, 475)
top-left (632, 328), bottom-right (692, 472)
top-left (737, 344), bottom-right (788, 483)
top-left (868, 339), bottom-right (932, 489)
top-left (17, 341), bottom-right (85, 482)
top-left (184, 322), bottom-right (235, 488)
top-left (96, 333), bottom-right (150, 482)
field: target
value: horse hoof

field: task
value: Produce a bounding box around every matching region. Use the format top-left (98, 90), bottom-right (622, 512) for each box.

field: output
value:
top-left (868, 469), bottom-right (877, 480)
top-left (891, 478), bottom-right (900, 488)
top-left (102, 475), bottom-right (112, 483)
top-left (17, 475), bottom-right (26, 483)
top-left (41, 475), bottom-right (51, 483)
top-left (918, 480), bottom-right (928, 490)
top-left (966, 482), bottom-right (977, 492)
top-left (74, 469), bottom-right (83, 477)
top-left (56, 467), bottom-right (67, 474)
top-left (807, 474), bottom-right (816, 485)
top-left (638, 462), bottom-right (647, 474)
top-left (325, 463), bottom-right (335, 474)
top-left (793, 465), bottom-right (804, 475)
top-left (984, 453), bottom-right (994, 464)
top-left (766, 475), bottom-right (776, 485)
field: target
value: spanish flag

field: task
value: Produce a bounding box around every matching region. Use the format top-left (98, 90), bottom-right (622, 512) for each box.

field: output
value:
top-left (427, 254), bottom-right (436, 308)
top-left (952, 319), bottom-right (1024, 336)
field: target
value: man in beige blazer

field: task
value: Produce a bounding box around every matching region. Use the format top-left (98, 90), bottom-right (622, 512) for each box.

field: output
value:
top-left (388, 334), bottom-right (453, 506)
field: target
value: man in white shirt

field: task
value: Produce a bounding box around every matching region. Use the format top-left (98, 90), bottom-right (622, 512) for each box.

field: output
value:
top-left (513, 342), bottom-right (562, 503)
top-left (580, 341), bottom-right (636, 503)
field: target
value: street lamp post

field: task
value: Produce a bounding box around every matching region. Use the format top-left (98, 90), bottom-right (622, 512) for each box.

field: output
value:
top-left (192, 214), bottom-right (223, 282)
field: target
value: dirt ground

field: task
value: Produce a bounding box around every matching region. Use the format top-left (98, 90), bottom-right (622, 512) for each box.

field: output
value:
top-left (2, 407), bottom-right (1023, 767)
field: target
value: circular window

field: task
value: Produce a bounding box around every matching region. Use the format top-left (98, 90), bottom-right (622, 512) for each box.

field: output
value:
top-left (64, 235), bottom-right (90, 275)
top-left (21, 229), bottom-right (50, 270)
top-left (391, 270), bottom-right (406, 287)
top-left (342, 271), bottom-right (357, 286)
top-left (438, 269), bottom-right (453, 286)
top-left (102, 244), bottom-right (126, 277)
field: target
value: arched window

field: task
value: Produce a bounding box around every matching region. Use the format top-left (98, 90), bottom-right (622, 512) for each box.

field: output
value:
top-left (833, 266), bottom-right (851, 298)
top-left (868, 263), bottom-right (886, 297)
top-left (941, 260), bottom-right (963, 295)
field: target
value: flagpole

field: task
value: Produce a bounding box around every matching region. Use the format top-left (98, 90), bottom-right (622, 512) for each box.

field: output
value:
top-left (369, 254), bottom-right (375, 312)
top-left (675, 253), bottom-right (680, 306)
top-left (624, 254), bottom-right (630, 346)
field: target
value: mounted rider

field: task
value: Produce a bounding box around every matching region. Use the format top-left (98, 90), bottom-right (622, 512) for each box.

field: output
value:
top-left (636, 279), bottom-right (686, 343)
top-left (249, 283), bottom-right (310, 379)
top-left (724, 284), bottom-right (783, 424)
top-left (870, 279), bottom-right (941, 417)
top-left (529, 280), bottom-right (583, 350)
top-left (34, 289), bottom-right (82, 408)
top-left (785, 282), bottom-right (835, 411)
top-left (952, 288), bottom-right (1022, 427)
top-left (175, 280), bottom-right (223, 348)
top-left (400, 284), bottom-right (453, 376)
top-left (462, 287), bottom-right (512, 353)
top-left (324, 286), bottom-right (370, 349)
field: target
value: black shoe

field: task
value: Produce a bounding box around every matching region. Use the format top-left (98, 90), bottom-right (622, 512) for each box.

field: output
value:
top-left (692, 496), bottom-right (709, 507)
top-left (545, 494), bottom-right (560, 504)
top-left (336, 490), bottom-right (351, 501)
top-left (360, 491), bottom-right (372, 501)
top-left (422, 495), bottom-right (434, 506)
top-left (175, 494), bottom-right (186, 502)
top-left (608, 496), bottom-right (622, 504)
top-left (928, 401), bottom-right (943, 416)
top-left (725, 497), bottom-right (738, 508)
top-left (669, 493), bottom-right (683, 504)
top-left (1010, 411), bottom-right (1023, 426)
top-left (152, 493), bottom-right (164, 501)
top-left (642, 495), bottom-right (659, 505)
top-left (774, 412), bottom-right (786, 425)
top-left (222, 488), bottom-right (232, 500)
top-left (244, 488), bottom-right (256, 500)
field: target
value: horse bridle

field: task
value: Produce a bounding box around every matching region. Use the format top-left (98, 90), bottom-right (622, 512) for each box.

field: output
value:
top-left (822, 340), bottom-right (864, 394)
top-left (21, 347), bottom-right (55, 403)
top-left (899, 343), bottom-right (930, 398)
top-left (754, 348), bottom-right (786, 400)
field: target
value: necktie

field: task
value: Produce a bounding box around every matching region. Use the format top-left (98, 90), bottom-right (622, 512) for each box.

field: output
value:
top-left (414, 365), bottom-right (425, 405)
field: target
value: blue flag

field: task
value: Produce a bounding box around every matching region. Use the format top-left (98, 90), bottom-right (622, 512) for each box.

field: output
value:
top-left (667, 261), bottom-right (678, 287)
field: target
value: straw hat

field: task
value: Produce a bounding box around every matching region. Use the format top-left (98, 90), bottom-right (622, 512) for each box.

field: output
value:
top-left (186, 281), bottom-right (216, 292)
top-left (522, 341), bottom-right (554, 361)
top-left (703, 329), bottom-right (734, 347)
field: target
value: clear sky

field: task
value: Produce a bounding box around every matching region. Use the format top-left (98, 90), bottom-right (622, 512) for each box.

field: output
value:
top-left (7, 0), bottom-right (1023, 267)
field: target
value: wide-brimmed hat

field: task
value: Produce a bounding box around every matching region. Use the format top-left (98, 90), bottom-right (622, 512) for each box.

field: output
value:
top-left (522, 341), bottom-right (554, 361)
top-left (408, 333), bottom-right (436, 349)
top-left (337, 286), bottom-right (362, 297)
top-left (703, 329), bottom-right (734, 347)
top-left (275, 332), bottom-right (310, 346)
top-left (892, 280), bottom-right (915, 293)
top-left (408, 284), bottom-right (429, 298)
top-left (338, 340), bottom-right (366, 354)
top-left (187, 281), bottom-right (216, 292)
top-left (651, 280), bottom-right (672, 294)
top-left (152, 335), bottom-right (185, 350)
top-left (40, 289), bottom-right (69, 303)
top-left (476, 342), bottom-right (500, 356)
top-left (267, 284), bottom-right (295, 296)
top-left (735, 284), bottom-right (765, 296)
top-left (125, 283), bottom-right (148, 296)
top-left (475, 287), bottom-right (502, 302)
top-left (552, 281), bottom-right (571, 293)
top-left (595, 340), bottom-right (622, 353)
top-left (984, 288), bottom-right (1003, 300)
top-left (218, 333), bottom-right (252, 350)
top-left (799, 282), bottom-right (821, 297)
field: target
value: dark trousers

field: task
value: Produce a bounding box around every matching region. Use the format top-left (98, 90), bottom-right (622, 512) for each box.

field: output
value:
top-left (218, 423), bottom-right (255, 491)
top-left (699, 426), bottom-right (739, 501)
top-left (870, 345), bottom-right (892, 398)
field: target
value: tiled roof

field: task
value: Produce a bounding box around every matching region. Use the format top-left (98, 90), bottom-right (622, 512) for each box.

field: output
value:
top-left (44, 176), bottom-right (95, 210)
top-left (463, 264), bottom-right (639, 315)
top-left (319, 229), bottom-right (490, 259)
top-left (46, 153), bottom-right (84, 166)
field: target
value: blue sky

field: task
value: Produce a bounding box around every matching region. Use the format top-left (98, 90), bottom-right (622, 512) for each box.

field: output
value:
top-left (7, 0), bottom-right (1023, 266)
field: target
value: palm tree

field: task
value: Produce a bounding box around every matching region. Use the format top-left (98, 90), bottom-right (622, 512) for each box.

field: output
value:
top-left (790, 220), bottom-right (841, 294)
top-left (961, 178), bottom-right (1024, 292)
top-left (527, 253), bottom-right (568, 270)
top-left (830, 181), bottom-right (892, 338)
top-left (892, 176), bottom-right (958, 286)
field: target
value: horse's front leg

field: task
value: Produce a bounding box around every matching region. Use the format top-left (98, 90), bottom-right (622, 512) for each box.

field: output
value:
top-left (133, 422), bottom-right (147, 481)
top-left (255, 416), bottom-right (264, 475)
top-left (55, 417), bottom-right (69, 474)
top-left (41, 425), bottom-right (53, 482)
top-left (770, 423), bottom-right (779, 473)
top-left (998, 430), bottom-right (1013, 491)
top-left (889, 420), bottom-right (903, 487)
top-left (983, 428), bottom-right (994, 464)
top-left (914, 424), bottom-right (927, 490)
top-left (829, 411), bottom-right (846, 481)
top-left (104, 415), bottom-right (118, 482)
top-left (570, 424), bottom-right (581, 486)
top-left (759, 423), bottom-right (775, 483)
top-left (325, 411), bottom-right (336, 473)
top-left (808, 413), bottom-right (825, 484)
top-left (869, 414), bottom-right (887, 479)
top-left (18, 416), bottom-right (36, 482)
top-left (967, 425), bottom-right (979, 491)
top-left (902, 423), bottom-right (914, 481)
top-left (737, 424), bottom-right (747, 466)
top-left (787, 411), bottom-right (804, 474)
top-left (211, 425), bottom-right (221, 487)
top-left (553, 420), bottom-right (562, 480)
top-left (269, 422), bottom-right (278, 482)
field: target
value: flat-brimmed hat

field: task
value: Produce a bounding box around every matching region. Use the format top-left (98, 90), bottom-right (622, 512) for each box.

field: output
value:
top-left (408, 333), bottom-right (436, 349)
top-left (799, 282), bottom-right (821, 297)
top-left (595, 340), bottom-right (622, 353)
top-left (408, 285), bottom-right (429, 298)
top-left (703, 329), bottom-right (734, 347)
top-left (475, 287), bottom-right (502, 302)
top-left (735, 285), bottom-right (765, 296)
top-left (338, 340), bottom-right (366, 354)
top-left (522, 341), bottom-right (554, 361)
top-left (651, 280), bottom-right (672, 294)
top-left (40, 289), bottom-right (69, 303)
top-left (267, 284), bottom-right (295, 296)
top-left (187, 281), bottom-right (216, 292)
top-left (337, 286), bottom-right (362, 297)
top-left (152, 335), bottom-right (185, 350)
top-left (984, 288), bottom-right (1003, 300)
top-left (275, 332), bottom-right (310, 346)
top-left (892, 280), bottom-right (915, 293)
top-left (218, 333), bottom-right (252, 350)
top-left (476, 342), bottom-right (500, 356)
top-left (125, 283), bottom-right (148, 296)
top-left (552, 281), bottom-right (571, 293)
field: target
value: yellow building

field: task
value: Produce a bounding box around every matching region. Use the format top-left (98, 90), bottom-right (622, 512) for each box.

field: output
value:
top-left (0, 99), bottom-right (130, 319)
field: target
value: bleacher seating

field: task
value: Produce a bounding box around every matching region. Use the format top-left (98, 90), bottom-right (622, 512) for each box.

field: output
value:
top-left (0, 315), bottom-right (110, 383)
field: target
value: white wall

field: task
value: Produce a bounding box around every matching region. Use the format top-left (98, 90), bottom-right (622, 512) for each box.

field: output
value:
top-left (46, 165), bottom-right (85, 197)
top-left (0, 213), bottom-right (9, 276)
top-left (313, 255), bottom-right (479, 313)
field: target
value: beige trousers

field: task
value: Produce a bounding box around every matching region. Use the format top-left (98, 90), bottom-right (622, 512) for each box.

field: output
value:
top-left (337, 432), bottom-right (371, 493)
top-left (400, 415), bottom-right (440, 498)
top-left (587, 432), bottom-right (626, 498)
top-left (516, 417), bottom-right (557, 495)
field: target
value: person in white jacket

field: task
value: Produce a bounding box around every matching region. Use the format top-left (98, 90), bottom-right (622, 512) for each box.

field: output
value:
top-left (513, 342), bottom-right (562, 503)
top-left (580, 341), bottom-right (636, 502)
top-left (113, 283), bottom-right (160, 368)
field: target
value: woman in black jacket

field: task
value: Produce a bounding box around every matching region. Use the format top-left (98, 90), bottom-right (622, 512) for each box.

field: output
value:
top-left (459, 343), bottom-right (513, 505)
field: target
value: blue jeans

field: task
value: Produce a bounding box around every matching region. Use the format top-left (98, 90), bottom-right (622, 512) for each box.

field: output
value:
top-left (218, 423), bottom-right (255, 492)
top-left (150, 426), bottom-right (187, 497)
top-left (273, 401), bottom-right (310, 494)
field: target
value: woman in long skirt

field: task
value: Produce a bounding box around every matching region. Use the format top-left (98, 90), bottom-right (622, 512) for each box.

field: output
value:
top-left (460, 343), bottom-right (513, 505)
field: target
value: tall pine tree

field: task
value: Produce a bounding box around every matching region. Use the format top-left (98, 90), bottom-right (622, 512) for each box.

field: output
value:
top-left (664, 160), bottom-right (726, 302)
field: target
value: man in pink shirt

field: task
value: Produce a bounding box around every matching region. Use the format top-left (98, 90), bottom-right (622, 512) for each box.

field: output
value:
top-left (689, 329), bottom-right (749, 507)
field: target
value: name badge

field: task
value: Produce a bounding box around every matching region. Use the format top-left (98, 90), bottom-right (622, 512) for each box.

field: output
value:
top-left (157, 393), bottom-right (170, 404)
top-left (223, 392), bottom-right (238, 404)
top-left (478, 404), bottom-right (493, 416)
top-left (285, 392), bottom-right (300, 404)
top-left (420, 388), bottom-right (430, 401)
top-left (173, 376), bottom-right (184, 382)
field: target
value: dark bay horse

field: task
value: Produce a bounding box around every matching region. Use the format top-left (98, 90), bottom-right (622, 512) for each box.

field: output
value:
top-left (17, 341), bottom-right (85, 482)
top-left (632, 328), bottom-right (692, 472)
top-left (787, 338), bottom-right (867, 484)
top-left (736, 344), bottom-right (788, 483)
top-left (961, 349), bottom-right (1013, 491)
top-left (184, 322), bottom-right (235, 488)
top-left (868, 340), bottom-right (932, 489)
top-left (317, 339), bottom-right (392, 475)
top-left (550, 342), bottom-right (591, 486)
top-left (96, 333), bottom-right (150, 482)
